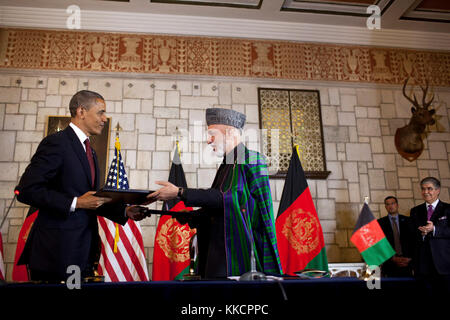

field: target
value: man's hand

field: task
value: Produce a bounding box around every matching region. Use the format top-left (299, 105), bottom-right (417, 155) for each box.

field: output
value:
top-left (419, 221), bottom-right (434, 236)
top-left (76, 191), bottom-right (111, 210)
top-left (126, 205), bottom-right (147, 221)
top-left (147, 181), bottom-right (178, 201)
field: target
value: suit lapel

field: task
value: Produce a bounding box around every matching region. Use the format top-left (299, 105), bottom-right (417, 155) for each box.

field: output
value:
top-left (65, 126), bottom-right (94, 188)
top-left (382, 217), bottom-right (394, 244)
top-left (92, 148), bottom-right (100, 190)
top-left (431, 200), bottom-right (444, 222)
top-left (399, 215), bottom-right (408, 240)
top-left (399, 215), bottom-right (407, 231)
top-left (418, 203), bottom-right (428, 225)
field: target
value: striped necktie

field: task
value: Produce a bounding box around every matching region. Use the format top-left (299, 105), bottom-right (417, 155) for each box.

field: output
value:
top-left (84, 138), bottom-right (95, 188)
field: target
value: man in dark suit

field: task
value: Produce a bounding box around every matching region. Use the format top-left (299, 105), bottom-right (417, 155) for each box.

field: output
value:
top-left (16, 90), bottom-right (144, 282)
top-left (378, 196), bottom-right (414, 277)
top-left (410, 177), bottom-right (450, 294)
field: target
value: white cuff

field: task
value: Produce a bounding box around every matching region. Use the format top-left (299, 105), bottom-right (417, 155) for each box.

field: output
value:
top-left (70, 197), bottom-right (77, 212)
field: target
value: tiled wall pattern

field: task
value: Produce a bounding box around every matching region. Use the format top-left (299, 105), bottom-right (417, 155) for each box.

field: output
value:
top-left (0, 73), bottom-right (449, 280)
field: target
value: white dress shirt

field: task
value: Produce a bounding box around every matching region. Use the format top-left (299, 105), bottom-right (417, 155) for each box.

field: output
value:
top-left (425, 199), bottom-right (440, 237)
top-left (427, 199), bottom-right (440, 213)
top-left (69, 122), bottom-right (89, 212)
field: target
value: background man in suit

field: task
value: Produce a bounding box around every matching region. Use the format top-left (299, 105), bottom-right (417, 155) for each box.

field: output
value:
top-left (410, 177), bottom-right (450, 294)
top-left (378, 196), bottom-right (413, 277)
top-left (17, 90), bottom-right (144, 282)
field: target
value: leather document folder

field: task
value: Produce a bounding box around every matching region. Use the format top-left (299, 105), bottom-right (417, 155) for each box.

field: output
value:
top-left (95, 188), bottom-right (154, 205)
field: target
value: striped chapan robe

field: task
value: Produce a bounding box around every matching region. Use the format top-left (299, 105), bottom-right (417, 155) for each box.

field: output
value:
top-left (223, 146), bottom-right (282, 276)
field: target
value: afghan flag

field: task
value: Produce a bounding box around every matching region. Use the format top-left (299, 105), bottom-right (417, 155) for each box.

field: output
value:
top-left (152, 143), bottom-right (195, 281)
top-left (12, 207), bottom-right (39, 281)
top-left (276, 145), bottom-right (328, 275)
top-left (350, 203), bottom-right (395, 266)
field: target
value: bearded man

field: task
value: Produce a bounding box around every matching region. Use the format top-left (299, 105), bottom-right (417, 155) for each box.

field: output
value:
top-left (149, 108), bottom-right (282, 279)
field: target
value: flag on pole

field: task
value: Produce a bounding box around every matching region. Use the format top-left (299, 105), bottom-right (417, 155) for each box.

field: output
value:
top-left (0, 232), bottom-right (5, 281)
top-left (275, 145), bottom-right (328, 275)
top-left (97, 137), bottom-right (149, 282)
top-left (152, 142), bottom-right (195, 281)
top-left (12, 207), bottom-right (38, 281)
top-left (350, 203), bottom-right (395, 266)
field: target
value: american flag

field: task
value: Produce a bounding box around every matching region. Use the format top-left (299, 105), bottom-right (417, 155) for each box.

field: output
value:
top-left (97, 137), bottom-right (149, 282)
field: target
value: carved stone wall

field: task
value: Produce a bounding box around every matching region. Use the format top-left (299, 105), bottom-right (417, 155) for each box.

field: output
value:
top-left (0, 28), bottom-right (449, 86)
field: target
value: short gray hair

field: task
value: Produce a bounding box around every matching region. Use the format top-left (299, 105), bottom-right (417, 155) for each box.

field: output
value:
top-left (420, 176), bottom-right (441, 189)
top-left (69, 90), bottom-right (105, 117)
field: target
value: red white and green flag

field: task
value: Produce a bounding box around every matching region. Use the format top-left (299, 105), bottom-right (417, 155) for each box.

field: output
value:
top-left (152, 143), bottom-right (195, 281)
top-left (350, 203), bottom-right (395, 266)
top-left (276, 145), bottom-right (328, 275)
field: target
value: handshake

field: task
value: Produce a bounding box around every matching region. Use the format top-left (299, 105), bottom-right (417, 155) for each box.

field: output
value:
top-left (121, 181), bottom-right (186, 222)
top-left (78, 180), bottom-right (184, 221)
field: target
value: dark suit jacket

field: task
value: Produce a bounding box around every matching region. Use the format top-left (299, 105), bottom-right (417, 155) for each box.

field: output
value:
top-left (378, 214), bottom-right (414, 277)
top-left (180, 162), bottom-right (229, 279)
top-left (16, 125), bottom-right (128, 277)
top-left (410, 200), bottom-right (450, 276)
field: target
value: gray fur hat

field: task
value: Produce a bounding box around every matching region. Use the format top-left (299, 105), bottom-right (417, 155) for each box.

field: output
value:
top-left (205, 108), bottom-right (246, 129)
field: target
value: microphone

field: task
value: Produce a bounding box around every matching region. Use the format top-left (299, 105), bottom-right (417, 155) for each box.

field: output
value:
top-left (0, 187), bottom-right (20, 231)
top-left (239, 208), bottom-right (267, 281)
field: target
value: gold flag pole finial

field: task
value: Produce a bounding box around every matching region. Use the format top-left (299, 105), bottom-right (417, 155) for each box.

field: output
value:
top-left (364, 196), bottom-right (369, 205)
top-left (55, 119), bottom-right (63, 132)
top-left (288, 127), bottom-right (298, 139)
top-left (175, 127), bottom-right (182, 158)
top-left (175, 126), bottom-right (180, 143)
top-left (114, 122), bottom-right (122, 137)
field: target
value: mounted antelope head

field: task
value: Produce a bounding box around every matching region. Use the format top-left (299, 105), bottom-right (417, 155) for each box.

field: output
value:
top-left (394, 78), bottom-right (435, 161)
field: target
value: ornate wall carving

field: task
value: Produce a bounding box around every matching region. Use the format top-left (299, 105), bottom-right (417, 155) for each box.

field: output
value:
top-left (0, 28), bottom-right (449, 86)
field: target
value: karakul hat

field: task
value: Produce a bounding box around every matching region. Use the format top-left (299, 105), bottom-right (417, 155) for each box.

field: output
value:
top-left (205, 108), bottom-right (246, 129)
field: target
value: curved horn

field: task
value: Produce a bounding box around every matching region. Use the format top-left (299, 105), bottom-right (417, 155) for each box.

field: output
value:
top-left (402, 77), bottom-right (420, 108)
top-left (421, 80), bottom-right (435, 109)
